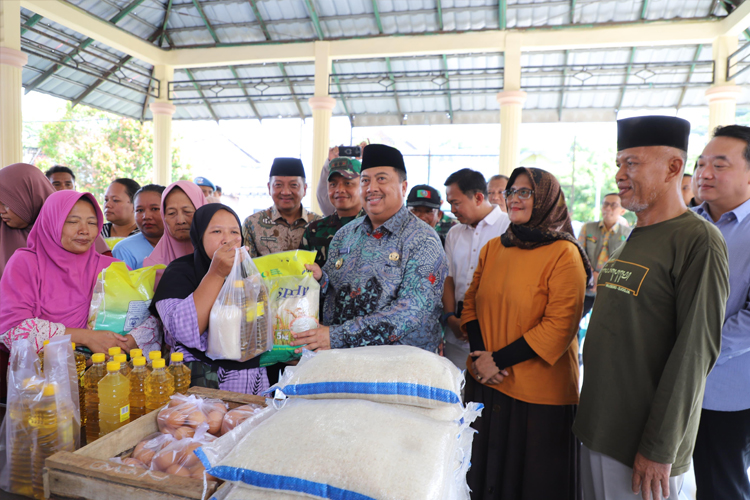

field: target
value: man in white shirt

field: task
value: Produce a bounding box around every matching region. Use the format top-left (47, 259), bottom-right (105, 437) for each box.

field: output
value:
top-left (441, 168), bottom-right (511, 368)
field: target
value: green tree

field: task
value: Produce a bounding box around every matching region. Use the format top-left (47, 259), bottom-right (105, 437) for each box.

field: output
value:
top-left (35, 103), bottom-right (191, 202)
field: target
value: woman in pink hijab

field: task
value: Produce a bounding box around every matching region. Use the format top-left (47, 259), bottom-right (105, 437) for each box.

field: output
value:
top-left (0, 191), bottom-right (131, 355)
top-left (143, 181), bottom-right (206, 280)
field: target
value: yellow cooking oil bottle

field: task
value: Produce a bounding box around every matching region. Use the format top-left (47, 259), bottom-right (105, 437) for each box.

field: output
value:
top-left (147, 350), bottom-right (161, 372)
top-left (71, 342), bottom-right (86, 426)
top-left (129, 348), bottom-right (143, 369)
top-left (83, 353), bottom-right (107, 443)
top-left (107, 346), bottom-right (121, 362)
top-left (98, 361), bottom-right (130, 437)
top-left (8, 377), bottom-right (42, 497)
top-left (113, 353), bottom-right (131, 377)
top-left (30, 383), bottom-right (75, 500)
top-left (128, 357), bottom-right (148, 421)
top-left (167, 352), bottom-right (191, 395)
top-left (39, 340), bottom-right (50, 372)
top-left (144, 358), bottom-right (174, 413)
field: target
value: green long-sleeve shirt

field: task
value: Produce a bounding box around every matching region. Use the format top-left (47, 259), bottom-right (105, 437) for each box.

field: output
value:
top-left (573, 210), bottom-right (729, 476)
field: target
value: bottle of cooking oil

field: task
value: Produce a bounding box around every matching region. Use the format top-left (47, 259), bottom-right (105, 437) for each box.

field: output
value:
top-left (83, 353), bottom-right (107, 443)
top-left (8, 377), bottom-right (42, 497)
top-left (98, 361), bottom-right (130, 437)
top-left (71, 342), bottom-right (87, 427)
top-left (167, 352), bottom-right (191, 395)
top-left (129, 348), bottom-right (143, 369)
top-left (107, 346), bottom-right (121, 361)
top-left (39, 340), bottom-right (50, 372)
top-left (144, 358), bottom-right (174, 413)
top-left (113, 353), bottom-right (131, 378)
top-left (128, 357), bottom-right (148, 421)
top-left (147, 350), bottom-right (161, 372)
top-left (30, 383), bottom-right (75, 500)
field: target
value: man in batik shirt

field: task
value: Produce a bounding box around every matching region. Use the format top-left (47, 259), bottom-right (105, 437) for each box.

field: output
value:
top-left (290, 144), bottom-right (448, 353)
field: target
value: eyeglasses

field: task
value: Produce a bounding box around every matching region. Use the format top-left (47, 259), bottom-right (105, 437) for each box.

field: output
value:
top-left (503, 188), bottom-right (534, 200)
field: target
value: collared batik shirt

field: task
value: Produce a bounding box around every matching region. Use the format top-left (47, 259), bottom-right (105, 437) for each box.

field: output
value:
top-left (299, 208), bottom-right (366, 268)
top-left (242, 205), bottom-right (321, 258)
top-left (321, 205), bottom-right (448, 352)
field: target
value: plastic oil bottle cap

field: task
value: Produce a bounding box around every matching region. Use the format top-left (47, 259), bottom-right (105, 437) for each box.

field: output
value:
top-left (234, 280), bottom-right (244, 288)
top-left (114, 354), bottom-right (127, 364)
top-left (149, 351), bottom-right (162, 360)
top-left (152, 358), bottom-right (165, 369)
top-left (133, 357), bottom-right (146, 367)
top-left (92, 353), bottom-right (106, 363)
top-left (42, 384), bottom-right (56, 397)
top-left (106, 361), bottom-right (120, 372)
top-left (171, 352), bottom-right (184, 362)
top-left (108, 347), bottom-right (121, 356)
top-left (43, 340), bottom-right (50, 346)
top-left (130, 348), bottom-right (143, 358)
top-left (71, 342), bottom-right (76, 349)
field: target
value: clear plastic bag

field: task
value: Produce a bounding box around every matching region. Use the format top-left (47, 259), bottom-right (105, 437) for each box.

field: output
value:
top-left (150, 423), bottom-right (217, 480)
top-left (157, 394), bottom-right (228, 437)
top-left (207, 247), bottom-right (272, 361)
top-left (270, 345), bottom-right (465, 408)
top-left (220, 404), bottom-right (264, 436)
top-left (130, 432), bottom-right (175, 468)
top-left (198, 399), bottom-right (482, 500)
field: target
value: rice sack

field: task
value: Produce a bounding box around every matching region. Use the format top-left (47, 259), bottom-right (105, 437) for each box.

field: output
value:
top-left (270, 345), bottom-right (464, 408)
top-left (88, 262), bottom-right (165, 336)
top-left (196, 398), bottom-right (480, 500)
top-left (252, 251), bottom-right (319, 367)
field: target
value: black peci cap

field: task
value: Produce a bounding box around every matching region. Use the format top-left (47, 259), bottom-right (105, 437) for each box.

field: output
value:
top-left (617, 116), bottom-right (690, 152)
top-left (270, 157), bottom-right (306, 178)
top-left (361, 144), bottom-right (406, 172)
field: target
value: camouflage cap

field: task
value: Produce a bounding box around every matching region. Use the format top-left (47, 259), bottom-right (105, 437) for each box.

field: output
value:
top-left (328, 157), bottom-right (362, 180)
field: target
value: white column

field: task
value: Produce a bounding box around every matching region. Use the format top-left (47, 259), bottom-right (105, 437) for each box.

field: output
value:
top-left (705, 35), bottom-right (742, 134)
top-left (308, 41), bottom-right (337, 215)
top-left (497, 34), bottom-right (525, 177)
top-left (150, 65), bottom-right (175, 186)
top-left (0, 0), bottom-right (26, 167)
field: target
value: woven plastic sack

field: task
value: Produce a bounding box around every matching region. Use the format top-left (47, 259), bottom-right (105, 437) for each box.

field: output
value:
top-left (270, 345), bottom-right (464, 408)
top-left (207, 247), bottom-right (272, 361)
top-left (252, 250), bottom-right (319, 367)
top-left (158, 394), bottom-right (228, 437)
top-left (196, 398), bottom-right (481, 500)
top-left (215, 483), bottom-right (304, 500)
top-left (88, 262), bottom-right (166, 336)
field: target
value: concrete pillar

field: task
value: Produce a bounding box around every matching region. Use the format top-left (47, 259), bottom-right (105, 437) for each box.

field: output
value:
top-left (0, 0), bottom-right (26, 167)
top-left (308, 41), bottom-right (336, 214)
top-left (497, 34), bottom-right (525, 177)
top-left (150, 65), bottom-right (175, 186)
top-left (705, 35), bottom-right (742, 135)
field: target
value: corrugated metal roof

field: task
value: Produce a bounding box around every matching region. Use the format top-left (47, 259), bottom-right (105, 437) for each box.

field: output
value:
top-left (18, 0), bottom-right (750, 124)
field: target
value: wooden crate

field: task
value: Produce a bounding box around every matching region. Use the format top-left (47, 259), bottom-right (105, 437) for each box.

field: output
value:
top-left (45, 387), bottom-right (266, 500)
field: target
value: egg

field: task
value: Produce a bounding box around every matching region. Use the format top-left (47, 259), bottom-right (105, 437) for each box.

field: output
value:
top-left (174, 426), bottom-right (195, 440)
top-left (165, 409), bottom-right (188, 428)
top-left (205, 401), bottom-right (227, 415)
top-left (134, 448), bottom-right (156, 466)
top-left (181, 443), bottom-right (202, 468)
top-left (207, 411), bottom-right (223, 435)
top-left (168, 398), bottom-right (182, 408)
top-left (186, 409), bottom-right (206, 428)
top-left (153, 450), bottom-right (174, 471)
top-left (132, 441), bottom-right (146, 457)
top-left (189, 464), bottom-right (209, 480)
top-left (166, 463), bottom-right (191, 477)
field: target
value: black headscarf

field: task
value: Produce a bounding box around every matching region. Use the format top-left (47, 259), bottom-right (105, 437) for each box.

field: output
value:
top-left (500, 167), bottom-right (593, 286)
top-left (151, 203), bottom-right (261, 370)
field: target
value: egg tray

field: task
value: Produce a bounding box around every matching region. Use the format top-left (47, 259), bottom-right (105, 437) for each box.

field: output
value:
top-left (44, 387), bottom-right (266, 500)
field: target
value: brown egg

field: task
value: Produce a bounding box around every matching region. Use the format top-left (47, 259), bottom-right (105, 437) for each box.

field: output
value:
top-left (189, 464), bottom-right (208, 480)
top-left (207, 411), bottom-right (223, 435)
top-left (186, 409), bottom-right (206, 428)
top-left (153, 450), bottom-right (174, 471)
top-left (204, 401), bottom-right (227, 415)
top-left (173, 426), bottom-right (195, 440)
top-left (136, 448), bottom-right (156, 467)
top-left (166, 409), bottom-right (188, 428)
top-left (168, 398), bottom-right (182, 408)
top-left (166, 463), bottom-right (191, 477)
top-left (181, 443), bottom-right (202, 468)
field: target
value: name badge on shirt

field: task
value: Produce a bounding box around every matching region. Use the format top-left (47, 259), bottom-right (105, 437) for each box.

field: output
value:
top-left (339, 247), bottom-right (350, 255)
top-left (261, 236), bottom-right (277, 242)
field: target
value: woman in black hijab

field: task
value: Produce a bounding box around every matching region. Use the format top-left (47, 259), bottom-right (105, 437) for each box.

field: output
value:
top-left (152, 204), bottom-right (268, 395)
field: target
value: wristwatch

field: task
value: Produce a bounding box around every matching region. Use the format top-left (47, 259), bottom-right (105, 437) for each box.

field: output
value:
top-left (441, 312), bottom-right (456, 326)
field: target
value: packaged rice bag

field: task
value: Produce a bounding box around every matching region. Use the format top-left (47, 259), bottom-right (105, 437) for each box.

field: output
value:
top-left (252, 250), bottom-right (320, 367)
top-left (157, 394), bottom-right (228, 437)
top-left (88, 262), bottom-right (165, 336)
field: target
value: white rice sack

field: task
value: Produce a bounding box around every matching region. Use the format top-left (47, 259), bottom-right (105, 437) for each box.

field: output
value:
top-left (271, 345), bottom-right (464, 408)
top-left (198, 398), bottom-right (481, 500)
top-left (220, 484), bottom-right (311, 500)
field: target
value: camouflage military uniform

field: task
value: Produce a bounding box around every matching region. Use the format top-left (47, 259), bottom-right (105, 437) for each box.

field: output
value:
top-left (299, 208), bottom-right (366, 268)
top-left (242, 205), bottom-right (321, 257)
top-left (435, 212), bottom-right (457, 245)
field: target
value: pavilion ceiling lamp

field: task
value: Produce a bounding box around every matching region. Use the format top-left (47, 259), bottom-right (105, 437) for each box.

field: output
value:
top-left (255, 82), bottom-right (270, 93)
top-left (634, 68), bottom-right (655, 81)
top-left (573, 70), bottom-right (593, 82)
top-left (432, 75), bottom-right (449, 86)
top-left (210, 84), bottom-right (224, 95)
top-left (379, 77), bottom-right (394, 88)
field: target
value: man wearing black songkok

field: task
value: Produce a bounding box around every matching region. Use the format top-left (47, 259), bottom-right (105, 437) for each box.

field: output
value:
top-left (574, 116), bottom-right (730, 500)
top-left (242, 157), bottom-right (321, 258)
